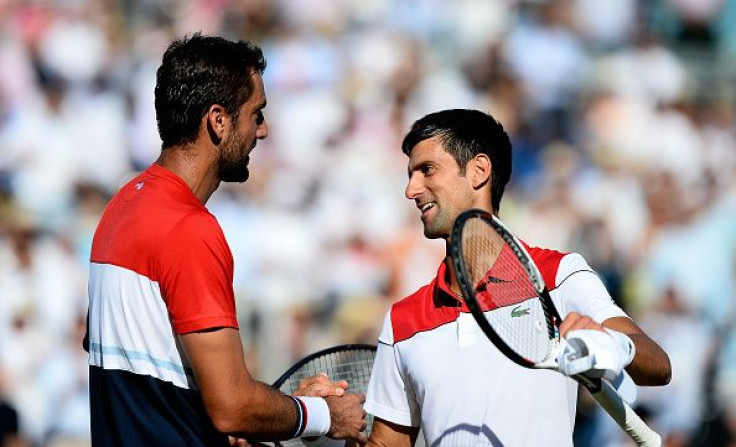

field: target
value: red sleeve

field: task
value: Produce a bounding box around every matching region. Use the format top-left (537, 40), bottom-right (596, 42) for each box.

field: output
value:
top-left (157, 211), bottom-right (239, 334)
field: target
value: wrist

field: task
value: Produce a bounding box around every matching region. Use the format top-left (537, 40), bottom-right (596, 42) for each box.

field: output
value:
top-left (294, 396), bottom-right (332, 438)
top-left (604, 328), bottom-right (635, 366)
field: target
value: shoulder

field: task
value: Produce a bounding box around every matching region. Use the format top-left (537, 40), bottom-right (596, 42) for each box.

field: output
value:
top-left (156, 210), bottom-right (231, 269)
top-left (387, 283), bottom-right (458, 345)
top-left (524, 244), bottom-right (568, 289)
top-left (392, 283), bottom-right (433, 322)
top-left (525, 245), bottom-right (598, 291)
top-left (169, 210), bottom-right (225, 243)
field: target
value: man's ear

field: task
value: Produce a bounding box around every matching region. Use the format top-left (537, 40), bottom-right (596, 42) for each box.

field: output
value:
top-left (469, 154), bottom-right (491, 189)
top-left (205, 104), bottom-right (228, 145)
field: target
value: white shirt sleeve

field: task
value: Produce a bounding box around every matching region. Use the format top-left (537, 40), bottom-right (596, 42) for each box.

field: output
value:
top-left (552, 253), bottom-right (628, 323)
top-left (364, 310), bottom-right (420, 427)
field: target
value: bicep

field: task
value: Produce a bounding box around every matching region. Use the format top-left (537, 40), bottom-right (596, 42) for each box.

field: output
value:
top-left (365, 342), bottom-right (420, 427)
top-left (181, 328), bottom-right (306, 437)
top-left (367, 417), bottom-right (419, 447)
top-left (180, 327), bottom-right (253, 416)
top-left (159, 215), bottom-right (238, 333)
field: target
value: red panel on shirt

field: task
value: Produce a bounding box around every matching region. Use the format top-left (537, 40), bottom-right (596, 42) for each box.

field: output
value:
top-left (157, 212), bottom-right (238, 333)
top-left (524, 243), bottom-right (566, 290)
top-left (91, 164), bottom-right (238, 334)
top-left (392, 263), bottom-right (467, 344)
top-left (391, 244), bottom-right (566, 344)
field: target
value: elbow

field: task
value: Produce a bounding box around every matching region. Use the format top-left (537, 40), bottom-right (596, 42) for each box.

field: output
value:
top-left (630, 355), bottom-right (672, 386)
top-left (210, 413), bottom-right (259, 437)
top-left (659, 357), bottom-right (673, 386)
top-left (653, 351), bottom-right (673, 386)
top-left (206, 400), bottom-right (254, 436)
top-left (644, 366), bottom-right (672, 387)
top-left (210, 410), bottom-right (240, 435)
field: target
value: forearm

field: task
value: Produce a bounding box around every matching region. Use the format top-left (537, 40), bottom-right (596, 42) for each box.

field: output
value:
top-left (365, 418), bottom-right (417, 447)
top-left (601, 316), bottom-right (672, 386)
top-left (367, 437), bottom-right (396, 447)
top-left (626, 332), bottom-right (672, 386)
top-left (181, 328), bottom-right (319, 440)
top-left (216, 380), bottom-right (301, 439)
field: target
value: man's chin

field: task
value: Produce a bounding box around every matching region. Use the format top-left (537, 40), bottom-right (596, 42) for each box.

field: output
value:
top-left (422, 227), bottom-right (443, 239)
top-left (219, 167), bottom-right (250, 183)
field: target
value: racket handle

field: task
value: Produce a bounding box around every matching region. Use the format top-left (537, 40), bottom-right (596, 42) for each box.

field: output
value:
top-left (590, 380), bottom-right (662, 447)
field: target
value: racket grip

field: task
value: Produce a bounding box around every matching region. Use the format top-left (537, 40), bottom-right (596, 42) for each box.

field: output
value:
top-left (591, 380), bottom-right (662, 447)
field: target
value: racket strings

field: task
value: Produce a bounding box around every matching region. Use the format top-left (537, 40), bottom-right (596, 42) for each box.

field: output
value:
top-left (280, 352), bottom-right (374, 393)
top-left (460, 217), bottom-right (552, 363)
top-left (277, 349), bottom-right (375, 447)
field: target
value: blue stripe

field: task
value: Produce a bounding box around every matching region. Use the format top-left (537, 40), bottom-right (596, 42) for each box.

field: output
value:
top-left (90, 343), bottom-right (194, 378)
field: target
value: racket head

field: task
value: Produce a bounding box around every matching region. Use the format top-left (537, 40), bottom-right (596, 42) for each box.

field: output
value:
top-left (452, 211), bottom-right (663, 446)
top-left (450, 209), bottom-right (561, 368)
top-left (271, 344), bottom-right (377, 447)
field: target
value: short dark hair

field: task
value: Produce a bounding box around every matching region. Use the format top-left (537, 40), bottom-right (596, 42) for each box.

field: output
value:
top-left (154, 33), bottom-right (267, 148)
top-left (402, 109), bottom-right (512, 213)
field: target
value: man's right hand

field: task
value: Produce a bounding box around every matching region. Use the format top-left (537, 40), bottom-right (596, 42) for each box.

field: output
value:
top-left (325, 393), bottom-right (367, 444)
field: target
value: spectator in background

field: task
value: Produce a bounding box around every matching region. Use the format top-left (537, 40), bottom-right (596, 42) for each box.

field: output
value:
top-left (0, 370), bottom-right (28, 447)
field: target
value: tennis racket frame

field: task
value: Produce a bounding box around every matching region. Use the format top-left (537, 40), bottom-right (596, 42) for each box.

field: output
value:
top-left (450, 208), bottom-right (662, 447)
top-left (272, 344), bottom-right (377, 389)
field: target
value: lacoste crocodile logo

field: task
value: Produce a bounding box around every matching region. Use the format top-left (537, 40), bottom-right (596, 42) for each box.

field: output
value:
top-left (511, 305), bottom-right (531, 317)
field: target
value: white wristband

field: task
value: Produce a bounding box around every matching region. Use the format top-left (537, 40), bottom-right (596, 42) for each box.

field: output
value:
top-left (295, 396), bottom-right (332, 438)
top-left (604, 328), bottom-right (636, 366)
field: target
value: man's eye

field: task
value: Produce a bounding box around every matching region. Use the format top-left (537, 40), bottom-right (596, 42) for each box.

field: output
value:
top-left (256, 110), bottom-right (265, 125)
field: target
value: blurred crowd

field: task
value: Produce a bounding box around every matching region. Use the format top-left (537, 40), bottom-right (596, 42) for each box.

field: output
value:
top-left (1, 0), bottom-right (736, 446)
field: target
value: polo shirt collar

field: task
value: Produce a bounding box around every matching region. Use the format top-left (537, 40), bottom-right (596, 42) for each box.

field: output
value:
top-left (433, 260), bottom-right (466, 309)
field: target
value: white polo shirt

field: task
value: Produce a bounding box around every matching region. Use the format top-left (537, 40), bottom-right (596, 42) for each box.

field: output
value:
top-left (364, 247), bottom-right (628, 447)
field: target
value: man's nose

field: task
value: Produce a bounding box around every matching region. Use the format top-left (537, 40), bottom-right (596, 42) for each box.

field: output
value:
top-left (405, 175), bottom-right (423, 200)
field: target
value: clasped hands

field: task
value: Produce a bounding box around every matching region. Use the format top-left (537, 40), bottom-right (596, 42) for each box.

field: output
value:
top-left (234, 374), bottom-right (366, 447)
top-left (294, 373), bottom-right (366, 447)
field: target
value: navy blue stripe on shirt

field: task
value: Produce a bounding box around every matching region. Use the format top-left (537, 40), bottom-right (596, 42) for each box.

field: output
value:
top-left (89, 366), bottom-right (228, 447)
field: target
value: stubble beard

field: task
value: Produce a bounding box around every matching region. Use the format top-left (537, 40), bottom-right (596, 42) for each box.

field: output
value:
top-left (218, 132), bottom-right (251, 183)
top-left (422, 208), bottom-right (451, 240)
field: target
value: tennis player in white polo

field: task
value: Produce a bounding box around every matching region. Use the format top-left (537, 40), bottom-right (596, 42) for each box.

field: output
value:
top-left (362, 110), bottom-right (671, 447)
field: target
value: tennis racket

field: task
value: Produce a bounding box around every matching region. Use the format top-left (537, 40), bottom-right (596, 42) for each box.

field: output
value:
top-left (257, 344), bottom-right (377, 447)
top-left (450, 208), bottom-right (662, 447)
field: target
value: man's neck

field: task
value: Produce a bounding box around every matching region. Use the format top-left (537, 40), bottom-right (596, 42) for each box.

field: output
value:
top-left (443, 255), bottom-right (463, 297)
top-left (156, 145), bottom-right (220, 204)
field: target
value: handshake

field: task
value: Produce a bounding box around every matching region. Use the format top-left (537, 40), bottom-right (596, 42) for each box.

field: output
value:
top-left (244, 373), bottom-right (366, 447)
top-left (291, 373), bottom-right (367, 447)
